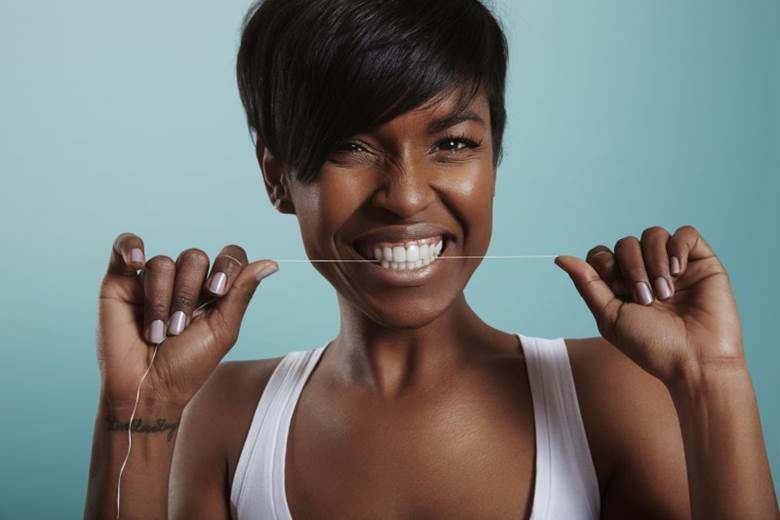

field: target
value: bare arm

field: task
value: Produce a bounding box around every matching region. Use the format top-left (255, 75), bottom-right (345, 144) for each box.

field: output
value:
top-left (556, 225), bottom-right (777, 519)
top-left (85, 232), bottom-right (279, 519)
top-left (84, 396), bottom-right (184, 519)
top-left (669, 359), bottom-right (777, 519)
top-left (573, 337), bottom-right (776, 519)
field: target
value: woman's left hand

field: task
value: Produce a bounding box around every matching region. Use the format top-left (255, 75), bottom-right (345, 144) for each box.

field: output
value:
top-left (554, 225), bottom-right (744, 386)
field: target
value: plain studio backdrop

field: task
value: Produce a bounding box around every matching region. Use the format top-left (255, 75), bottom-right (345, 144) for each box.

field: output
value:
top-left (0, 0), bottom-right (777, 517)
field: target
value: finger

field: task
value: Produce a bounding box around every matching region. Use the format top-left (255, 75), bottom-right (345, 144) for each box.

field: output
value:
top-left (143, 255), bottom-right (176, 344)
top-left (208, 260), bottom-right (279, 351)
top-left (614, 236), bottom-right (654, 305)
top-left (554, 255), bottom-right (620, 332)
top-left (585, 245), bottom-right (628, 297)
top-left (667, 224), bottom-right (717, 276)
top-left (205, 244), bottom-right (249, 297)
top-left (168, 248), bottom-right (210, 336)
top-left (107, 232), bottom-right (146, 276)
top-left (640, 226), bottom-right (674, 301)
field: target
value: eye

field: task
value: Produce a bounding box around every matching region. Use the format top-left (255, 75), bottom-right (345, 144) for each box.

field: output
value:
top-left (334, 142), bottom-right (366, 153)
top-left (326, 141), bottom-right (375, 165)
top-left (434, 134), bottom-right (482, 153)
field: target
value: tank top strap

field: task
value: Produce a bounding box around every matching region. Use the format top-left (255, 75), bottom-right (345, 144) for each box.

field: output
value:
top-left (518, 334), bottom-right (600, 520)
top-left (230, 342), bottom-right (329, 520)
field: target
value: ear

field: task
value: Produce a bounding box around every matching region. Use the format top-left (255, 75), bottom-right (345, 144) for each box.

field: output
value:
top-left (256, 139), bottom-right (295, 214)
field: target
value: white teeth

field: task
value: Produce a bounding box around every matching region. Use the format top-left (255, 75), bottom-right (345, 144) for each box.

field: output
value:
top-left (406, 244), bottom-right (420, 262)
top-left (369, 238), bottom-right (447, 271)
top-left (391, 245), bottom-right (406, 263)
top-left (420, 243), bottom-right (430, 261)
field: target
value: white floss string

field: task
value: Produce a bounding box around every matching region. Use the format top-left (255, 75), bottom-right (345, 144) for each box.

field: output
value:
top-left (114, 253), bottom-right (556, 518)
top-left (273, 254), bottom-right (557, 262)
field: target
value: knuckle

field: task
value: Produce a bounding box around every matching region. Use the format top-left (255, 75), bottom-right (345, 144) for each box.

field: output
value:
top-left (642, 226), bottom-right (668, 240)
top-left (146, 255), bottom-right (176, 272)
top-left (148, 301), bottom-right (169, 316)
top-left (172, 293), bottom-right (196, 309)
top-left (614, 236), bottom-right (638, 251)
top-left (210, 311), bottom-right (237, 347)
top-left (586, 245), bottom-right (611, 261)
top-left (236, 281), bottom-right (256, 303)
top-left (675, 224), bottom-right (698, 235)
top-left (178, 247), bottom-right (210, 266)
top-left (220, 244), bottom-right (248, 262)
top-left (625, 267), bottom-right (648, 281)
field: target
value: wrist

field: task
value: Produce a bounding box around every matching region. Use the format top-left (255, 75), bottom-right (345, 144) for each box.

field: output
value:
top-left (98, 393), bottom-right (185, 447)
top-left (667, 353), bottom-right (751, 405)
top-left (100, 389), bottom-right (188, 416)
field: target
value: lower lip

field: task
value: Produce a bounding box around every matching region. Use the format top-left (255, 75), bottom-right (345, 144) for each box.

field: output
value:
top-left (347, 239), bottom-right (456, 287)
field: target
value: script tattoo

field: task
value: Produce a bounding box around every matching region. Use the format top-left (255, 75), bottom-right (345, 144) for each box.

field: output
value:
top-left (106, 413), bottom-right (180, 442)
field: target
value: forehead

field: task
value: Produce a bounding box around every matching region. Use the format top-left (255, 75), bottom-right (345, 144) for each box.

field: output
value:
top-left (380, 87), bottom-right (490, 131)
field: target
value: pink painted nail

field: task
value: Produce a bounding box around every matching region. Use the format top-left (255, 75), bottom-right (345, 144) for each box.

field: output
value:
top-left (255, 263), bottom-right (279, 282)
top-left (130, 247), bottom-right (145, 264)
top-left (168, 311), bottom-right (187, 335)
top-left (634, 281), bottom-right (654, 305)
top-left (149, 320), bottom-right (165, 343)
top-left (670, 256), bottom-right (681, 276)
top-left (209, 272), bottom-right (227, 295)
top-left (653, 277), bottom-right (672, 300)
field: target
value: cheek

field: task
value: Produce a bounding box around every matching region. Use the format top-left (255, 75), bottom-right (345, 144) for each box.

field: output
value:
top-left (441, 163), bottom-right (495, 243)
top-left (295, 173), bottom-right (365, 253)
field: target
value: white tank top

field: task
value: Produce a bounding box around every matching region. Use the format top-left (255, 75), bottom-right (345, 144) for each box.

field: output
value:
top-left (230, 334), bottom-right (600, 519)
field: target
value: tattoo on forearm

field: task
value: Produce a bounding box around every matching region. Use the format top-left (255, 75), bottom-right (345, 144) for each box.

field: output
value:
top-left (106, 414), bottom-right (180, 442)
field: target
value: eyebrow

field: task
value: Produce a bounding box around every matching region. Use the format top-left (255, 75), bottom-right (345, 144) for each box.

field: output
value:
top-left (426, 110), bottom-right (486, 134)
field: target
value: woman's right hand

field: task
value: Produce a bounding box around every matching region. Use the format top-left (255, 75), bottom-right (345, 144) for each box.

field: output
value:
top-left (97, 232), bottom-right (279, 410)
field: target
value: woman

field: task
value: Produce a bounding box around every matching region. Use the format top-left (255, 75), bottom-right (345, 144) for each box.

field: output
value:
top-left (84, 0), bottom-right (777, 518)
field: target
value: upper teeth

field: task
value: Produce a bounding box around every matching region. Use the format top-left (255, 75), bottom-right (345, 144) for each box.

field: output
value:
top-left (368, 237), bottom-right (444, 270)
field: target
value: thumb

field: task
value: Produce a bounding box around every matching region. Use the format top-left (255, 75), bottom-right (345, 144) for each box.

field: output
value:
top-left (554, 255), bottom-right (618, 328)
top-left (211, 259), bottom-right (279, 345)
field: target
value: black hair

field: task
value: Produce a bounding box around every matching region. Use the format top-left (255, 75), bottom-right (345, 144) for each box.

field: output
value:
top-left (236, 0), bottom-right (508, 185)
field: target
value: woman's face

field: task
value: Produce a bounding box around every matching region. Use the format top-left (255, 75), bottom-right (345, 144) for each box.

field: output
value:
top-left (287, 89), bottom-right (496, 328)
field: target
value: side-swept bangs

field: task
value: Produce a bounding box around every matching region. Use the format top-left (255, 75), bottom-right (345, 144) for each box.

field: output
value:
top-left (237, 0), bottom-right (508, 184)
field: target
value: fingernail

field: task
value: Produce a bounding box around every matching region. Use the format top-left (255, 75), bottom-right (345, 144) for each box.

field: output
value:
top-left (168, 311), bottom-right (187, 335)
top-left (653, 276), bottom-right (672, 300)
top-left (209, 272), bottom-right (227, 295)
top-left (149, 319), bottom-right (165, 343)
top-left (634, 281), bottom-right (654, 305)
top-left (255, 263), bottom-right (279, 282)
top-left (670, 256), bottom-right (681, 276)
top-left (130, 248), bottom-right (145, 264)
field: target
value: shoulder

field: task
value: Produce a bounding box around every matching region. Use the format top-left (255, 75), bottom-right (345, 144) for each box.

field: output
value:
top-left (193, 356), bottom-right (287, 413)
top-left (169, 355), bottom-right (287, 517)
top-left (564, 336), bottom-right (689, 518)
top-left (181, 356), bottom-right (287, 459)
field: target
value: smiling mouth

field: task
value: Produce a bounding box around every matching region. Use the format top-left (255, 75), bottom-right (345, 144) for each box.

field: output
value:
top-left (352, 234), bottom-right (455, 271)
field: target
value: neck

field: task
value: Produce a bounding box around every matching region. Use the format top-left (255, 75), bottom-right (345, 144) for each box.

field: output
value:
top-left (328, 291), bottom-right (506, 399)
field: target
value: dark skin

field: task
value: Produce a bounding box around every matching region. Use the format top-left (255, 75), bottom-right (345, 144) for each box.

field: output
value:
top-left (85, 89), bottom-right (777, 519)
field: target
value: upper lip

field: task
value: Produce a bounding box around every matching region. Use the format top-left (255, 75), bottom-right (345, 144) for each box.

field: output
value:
top-left (351, 223), bottom-right (457, 250)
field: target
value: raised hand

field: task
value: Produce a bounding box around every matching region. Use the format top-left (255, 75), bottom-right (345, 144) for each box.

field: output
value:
top-left (554, 225), bottom-right (743, 385)
top-left (97, 232), bottom-right (279, 409)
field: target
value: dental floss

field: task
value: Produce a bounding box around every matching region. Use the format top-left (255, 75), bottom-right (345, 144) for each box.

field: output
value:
top-left (114, 253), bottom-right (557, 518)
top-left (273, 254), bottom-right (557, 262)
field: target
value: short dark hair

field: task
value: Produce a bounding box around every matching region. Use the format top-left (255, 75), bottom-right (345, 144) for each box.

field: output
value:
top-left (236, 0), bottom-right (509, 185)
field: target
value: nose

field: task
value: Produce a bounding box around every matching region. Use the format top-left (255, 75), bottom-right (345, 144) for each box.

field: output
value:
top-left (370, 159), bottom-right (437, 219)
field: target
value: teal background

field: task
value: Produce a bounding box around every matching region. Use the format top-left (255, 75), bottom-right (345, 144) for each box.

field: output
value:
top-left (1, 0), bottom-right (777, 516)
